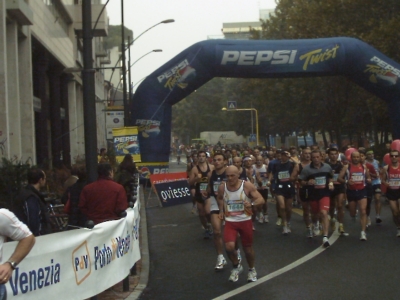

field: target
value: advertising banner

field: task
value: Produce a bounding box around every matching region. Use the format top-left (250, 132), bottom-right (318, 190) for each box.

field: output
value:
top-left (3, 204), bottom-right (141, 300)
top-left (149, 172), bottom-right (187, 185)
top-left (137, 162), bottom-right (169, 182)
top-left (112, 127), bottom-right (141, 163)
top-left (105, 109), bottom-right (124, 140)
top-left (153, 180), bottom-right (192, 207)
top-left (131, 37), bottom-right (400, 163)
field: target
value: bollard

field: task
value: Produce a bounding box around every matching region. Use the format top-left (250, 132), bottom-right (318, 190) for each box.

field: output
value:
top-left (122, 275), bottom-right (129, 292)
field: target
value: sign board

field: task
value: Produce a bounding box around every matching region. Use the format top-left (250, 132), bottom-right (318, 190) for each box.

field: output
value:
top-left (227, 101), bottom-right (237, 109)
top-left (150, 172), bottom-right (187, 185)
top-left (106, 111), bottom-right (124, 139)
top-left (249, 133), bottom-right (256, 142)
top-left (112, 127), bottom-right (141, 162)
top-left (153, 180), bottom-right (192, 207)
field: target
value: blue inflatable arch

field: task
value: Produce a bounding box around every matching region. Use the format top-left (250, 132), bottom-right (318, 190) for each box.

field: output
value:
top-left (131, 37), bottom-right (400, 163)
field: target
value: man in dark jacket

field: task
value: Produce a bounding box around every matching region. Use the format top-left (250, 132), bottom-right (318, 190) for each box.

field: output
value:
top-left (79, 163), bottom-right (128, 225)
top-left (13, 169), bottom-right (51, 236)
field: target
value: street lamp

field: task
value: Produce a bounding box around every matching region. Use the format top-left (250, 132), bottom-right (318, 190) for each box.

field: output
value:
top-left (221, 107), bottom-right (259, 145)
top-left (111, 49), bottom-right (162, 102)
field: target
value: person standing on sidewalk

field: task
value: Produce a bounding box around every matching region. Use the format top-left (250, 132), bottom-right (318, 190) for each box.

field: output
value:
top-left (217, 166), bottom-right (264, 283)
top-left (0, 209), bottom-right (35, 299)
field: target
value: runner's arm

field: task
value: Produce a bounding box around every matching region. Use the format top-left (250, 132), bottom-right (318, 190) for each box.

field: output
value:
top-left (337, 165), bottom-right (348, 184)
top-left (244, 181), bottom-right (265, 206)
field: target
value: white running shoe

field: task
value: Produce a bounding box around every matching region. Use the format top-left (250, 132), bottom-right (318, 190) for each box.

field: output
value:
top-left (307, 226), bottom-right (313, 238)
top-left (215, 255), bottom-right (227, 271)
top-left (360, 231), bottom-right (367, 241)
top-left (313, 223), bottom-right (321, 236)
top-left (247, 268), bottom-right (257, 282)
top-left (367, 217), bottom-right (371, 227)
top-left (258, 212), bottom-right (264, 224)
top-left (229, 264), bottom-right (243, 282)
top-left (397, 228), bottom-right (400, 237)
top-left (282, 226), bottom-right (289, 235)
top-left (322, 236), bottom-right (330, 248)
top-left (276, 217), bottom-right (282, 226)
top-left (264, 215), bottom-right (269, 223)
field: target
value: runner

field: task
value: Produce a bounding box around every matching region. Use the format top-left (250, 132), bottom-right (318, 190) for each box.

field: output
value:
top-left (299, 150), bottom-right (334, 248)
top-left (381, 149), bottom-right (400, 237)
top-left (187, 152), bottom-right (199, 214)
top-left (327, 147), bottom-right (348, 236)
top-left (268, 150), bottom-right (296, 235)
top-left (365, 150), bottom-right (383, 224)
top-left (254, 155), bottom-right (269, 224)
top-left (189, 150), bottom-right (214, 238)
top-left (217, 166), bottom-right (265, 282)
top-left (267, 151), bottom-right (282, 226)
top-left (338, 151), bottom-right (371, 241)
top-left (204, 152), bottom-right (228, 271)
top-left (293, 148), bottom-right (315, 237)
top-left (233, 157), bottom-right (247, 181)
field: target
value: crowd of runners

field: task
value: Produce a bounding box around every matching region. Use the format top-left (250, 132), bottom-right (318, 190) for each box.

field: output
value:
top-left (182, 142), bottom-right (400, 283)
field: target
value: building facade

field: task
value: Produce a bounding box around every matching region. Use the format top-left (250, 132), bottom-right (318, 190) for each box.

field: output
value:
top-left (0, 0), bottom-right (111, 168)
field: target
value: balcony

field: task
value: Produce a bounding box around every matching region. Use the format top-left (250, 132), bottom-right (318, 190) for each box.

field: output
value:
top-left (67, 4), bottom-right (109, 37)
top-left (6, 0), bottom-right (34, 25)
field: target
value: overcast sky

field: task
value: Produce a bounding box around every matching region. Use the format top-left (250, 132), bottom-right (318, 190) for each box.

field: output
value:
top-left (104, 0), bottom-right (277, 91)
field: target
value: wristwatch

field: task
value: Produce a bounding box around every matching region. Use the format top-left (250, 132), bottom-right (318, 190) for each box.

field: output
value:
top-left (6, 260), bottom-right (17, 269)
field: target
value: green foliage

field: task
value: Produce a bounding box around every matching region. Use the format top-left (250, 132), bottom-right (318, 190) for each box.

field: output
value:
top-left (0, 158), bottom-right (32, 209)
top-left (104, 25), bottom-right (134, 51)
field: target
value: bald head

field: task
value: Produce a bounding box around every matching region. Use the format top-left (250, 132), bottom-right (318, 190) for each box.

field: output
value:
top-left (226, 165), bottom-right (240, 176)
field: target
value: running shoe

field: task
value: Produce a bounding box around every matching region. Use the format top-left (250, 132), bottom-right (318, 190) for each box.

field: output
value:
top-left (313, 223), bottom-right (320, 236)
top-left (229, 264), bottom-right (243, 282)
top-left (276, 217), bottom-right (282, 226)
top-left (360, 231), bottom-right (367, 241)
top-left (263, 215), bottom-right (269, 223)
top-left (397, 228), bottom-right (400, 238)
top-left (376, 216), bottom-right (382, 224)
top-left (282, 226), bottom-right (289, 235)
top-left (203, 229), bottom-right (211, 239)
top-left (191, 205), bottom-right (197, 214)
top-left (237, 249), bottom-right (242, 264)
top-left (258, 212), bottom-right (264, 224)
top-left (338, 224), bottom-right (349, 236)
top-left (322, 236), bottom-right (330, 248)
top-left (247, 268), bottom-right (257, 282)
top-left (307, 226), bottom-right (313, 238)
top-left (215, 255), bottom-right (227, 271)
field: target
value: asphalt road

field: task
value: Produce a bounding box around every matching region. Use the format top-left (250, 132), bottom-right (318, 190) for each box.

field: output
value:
top-left (139, 159), bottom-right (400, 300)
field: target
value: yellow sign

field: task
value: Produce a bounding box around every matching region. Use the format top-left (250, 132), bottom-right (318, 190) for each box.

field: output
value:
top-left (112, 127), bottom-right (142, 163)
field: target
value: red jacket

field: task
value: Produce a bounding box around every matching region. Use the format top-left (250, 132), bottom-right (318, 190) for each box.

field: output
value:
top-left (79, 177), bottom-right (128, 224)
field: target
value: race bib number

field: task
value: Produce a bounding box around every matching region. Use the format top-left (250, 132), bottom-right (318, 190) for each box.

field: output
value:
top-left (388, 180), bottom-right (400, 189)
top-left (278, 170), bottom-right (290, 181)
top-left (227, 201), bottom-right (244, 212)
top-left (262, 178), bottom-right (269, 187)
top-left (351, 172), bottom-right (363, 183)
top-left (333, 173), bottom-right (339, 183)
top-left (315, 176), bottom-right (326, 189)
top-left (200, 182), bottom-right (208, 191)
top-left (213, 182), bottom-right (221, 192)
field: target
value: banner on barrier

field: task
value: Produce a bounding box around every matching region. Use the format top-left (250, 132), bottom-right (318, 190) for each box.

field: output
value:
top-left (154, 180), bottom-right (192, 207)
top-left (3, 203), bottom-right (141, 300)
top-left (113, 127), bottom-right (142, 163)
top-left (150, 172), bottom-right (187, 185)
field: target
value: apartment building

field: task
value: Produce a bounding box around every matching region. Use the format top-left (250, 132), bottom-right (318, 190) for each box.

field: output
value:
top-left (0, 0), bottom-right (110, 168)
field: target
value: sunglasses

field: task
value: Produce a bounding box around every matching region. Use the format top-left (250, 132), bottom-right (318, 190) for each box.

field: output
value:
top-left (390, 155), bottom-right (399, 158)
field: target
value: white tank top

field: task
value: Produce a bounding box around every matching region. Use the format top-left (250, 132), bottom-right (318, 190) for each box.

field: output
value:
top-left (223, 180), bottom-right (252, 222)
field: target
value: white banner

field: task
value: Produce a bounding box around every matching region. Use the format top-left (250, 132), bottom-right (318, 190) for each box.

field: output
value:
top-left (3, 199), bottom-right (141, 300)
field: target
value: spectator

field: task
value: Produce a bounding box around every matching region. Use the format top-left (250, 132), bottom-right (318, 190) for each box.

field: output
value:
top-left (13, 169), bottom-right (52, 236)
top-left (62, 165), bottom-right (79, 191)
top-left (115, 154), bottom-right (138, 203)
top-left (63, 164), bottom-right (87, 228)
top-left (98, 148), bottom-right (108, 163)
top-left (79, 163), bottom-right (128, 225)
top-left (0, 209), bottom-right (35, 298)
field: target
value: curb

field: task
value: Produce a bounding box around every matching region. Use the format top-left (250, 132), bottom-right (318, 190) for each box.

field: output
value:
top-left (126, 186), bottom-right (149, 299)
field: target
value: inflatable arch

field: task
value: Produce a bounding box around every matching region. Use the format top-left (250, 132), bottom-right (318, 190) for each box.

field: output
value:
top-left (131, 37), bottom-right (400, 163)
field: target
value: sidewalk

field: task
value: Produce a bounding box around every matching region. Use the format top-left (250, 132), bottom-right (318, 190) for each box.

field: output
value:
top-left (94, 187), bottom-right (150, 300)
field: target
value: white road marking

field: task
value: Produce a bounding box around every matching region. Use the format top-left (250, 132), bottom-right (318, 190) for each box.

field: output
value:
top-left (212, 226), bottom-right (341, 300)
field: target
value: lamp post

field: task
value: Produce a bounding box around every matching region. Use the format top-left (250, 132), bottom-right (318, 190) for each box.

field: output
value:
top-left (111, 49), bottom-right (162, 102)
top-left (221, 107), bottom-right (259, 145)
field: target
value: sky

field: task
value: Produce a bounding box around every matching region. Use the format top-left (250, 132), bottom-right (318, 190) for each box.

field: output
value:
top-left (104, 0), bottom-right (277, 91)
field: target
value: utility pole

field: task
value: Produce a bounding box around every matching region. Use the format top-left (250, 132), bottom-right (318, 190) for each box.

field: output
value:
top-left (121, 0), bottom-right (128, 126)
top-left (82, 0), bottom-right (98, 182)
